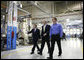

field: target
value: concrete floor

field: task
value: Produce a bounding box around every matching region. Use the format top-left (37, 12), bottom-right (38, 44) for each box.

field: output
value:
top-left (1, 38), bottom-right (83, 59)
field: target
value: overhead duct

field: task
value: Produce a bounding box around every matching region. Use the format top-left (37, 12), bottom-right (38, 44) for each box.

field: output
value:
top-left (29, 1), bottom-right (51, 16)
top-left (17, 8), bottom-right (31, 15)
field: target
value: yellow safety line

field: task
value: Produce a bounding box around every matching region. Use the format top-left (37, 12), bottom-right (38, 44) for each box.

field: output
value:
top-left (80, 43), bottom-right (83, 54)
top-left (1, 47), bottom-right (32, 58)
top-left (81, 47), bottom-right (83, 54)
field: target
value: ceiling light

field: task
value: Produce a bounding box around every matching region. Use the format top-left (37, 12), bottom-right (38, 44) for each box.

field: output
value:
top-left (20, 4), bottom-right (22, 8)
top-left (13, 1), bottom-right (17, 4)
top-left (35, 1), bottom-right (38, 5)
top-left (3, 15), bottom-right (5, 19)
top-left (66, 19), bottom-right (70, 22)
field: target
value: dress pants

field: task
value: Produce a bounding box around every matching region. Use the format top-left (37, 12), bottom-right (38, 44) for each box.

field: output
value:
top-left (40, 36), bottom-right (50, 53)
top-left (50, 34), bottom-right (62, 58)
top-left (32, 39), bottom-right (40, 52)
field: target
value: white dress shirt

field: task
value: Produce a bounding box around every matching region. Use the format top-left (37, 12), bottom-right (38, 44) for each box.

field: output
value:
top-left (43, 24), bottom-right (46, 32)
top-left (34, 28), bottom-right (37, 32)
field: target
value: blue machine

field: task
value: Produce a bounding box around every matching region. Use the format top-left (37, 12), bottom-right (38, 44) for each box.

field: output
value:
top-left (7, 1), bottom-right (17, 50)
top-left (7, 26), bottom-right (12, 50)
top-left (7, 26), bottom-right (17, 50)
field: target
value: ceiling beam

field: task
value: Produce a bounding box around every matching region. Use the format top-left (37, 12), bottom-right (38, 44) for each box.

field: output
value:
top-left (29, 1), bottom-right (51, 16)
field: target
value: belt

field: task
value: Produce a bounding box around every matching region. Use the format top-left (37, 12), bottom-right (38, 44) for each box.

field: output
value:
top-left (52, 34), bottom-right (60, 36)
top-left (51, 34), bottom-right (60, 37)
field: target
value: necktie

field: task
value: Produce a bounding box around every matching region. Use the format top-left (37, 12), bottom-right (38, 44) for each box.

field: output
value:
top-left (34, 29), bottom-right (36, 32)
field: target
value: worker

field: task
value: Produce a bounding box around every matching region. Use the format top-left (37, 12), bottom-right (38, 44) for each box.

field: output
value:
top-left (47, 17), bottom-right (63, 59)
top-left (38, 20), bottom-right (51, 55)
top-left (28, 24), bottom-right (40, 54)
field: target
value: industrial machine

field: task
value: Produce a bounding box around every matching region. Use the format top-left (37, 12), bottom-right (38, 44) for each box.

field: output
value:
top-left (1, 15), bottom-right (7, 51)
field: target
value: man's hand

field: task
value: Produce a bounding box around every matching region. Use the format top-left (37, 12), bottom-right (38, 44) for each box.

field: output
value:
top-left (43, 33), bottom-right (47, 36)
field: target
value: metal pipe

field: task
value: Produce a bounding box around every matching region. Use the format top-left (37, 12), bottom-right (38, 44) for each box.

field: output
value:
top-left (17, 8), bottom-right (30, 15)
top-left (1, 3), bottom-right (31, 16)
top-left (30, 1), bottom-right (53, 18)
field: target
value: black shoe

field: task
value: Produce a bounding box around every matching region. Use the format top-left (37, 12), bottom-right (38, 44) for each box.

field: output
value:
top-left (48, 51), bottom-right (49, 53)
top-left (30, 52), bottom-right (34, 54)
top-left (47, 57), bottom-right (53, 59)
top-left (37, 50), bottom-right (40, 52)
top-left (38, 52), bottom-right (42, 55)
top-left (58, 53), bottom-right (62, 56)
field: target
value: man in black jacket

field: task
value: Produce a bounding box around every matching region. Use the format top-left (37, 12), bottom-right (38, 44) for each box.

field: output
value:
top-left (28, 24), bottom-right (40, 54)
top-left (38, 20), bottom-right (51, 55)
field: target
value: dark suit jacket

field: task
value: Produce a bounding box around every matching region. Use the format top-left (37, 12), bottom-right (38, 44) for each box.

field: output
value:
top-left (41, 24), bottom-right (50, 38)
top-left (28, 28), bottom-right (40, 41)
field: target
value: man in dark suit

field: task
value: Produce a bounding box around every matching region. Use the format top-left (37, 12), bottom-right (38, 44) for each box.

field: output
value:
top-left (28, 24), bottom-right (40, 54)
top-left (38, 20), bottom-right (51, 55)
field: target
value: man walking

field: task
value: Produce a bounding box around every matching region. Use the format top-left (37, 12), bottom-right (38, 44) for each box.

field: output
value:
top-left (38, 20), bottom-right (51, 55)
top-left (28, 24), bottom-right (40, 54)
top-left (48, 17), bottom-right (63, 59)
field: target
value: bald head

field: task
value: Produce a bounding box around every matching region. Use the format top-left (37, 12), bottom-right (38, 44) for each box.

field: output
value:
top-left (42, 20), bottom-right (47, 25)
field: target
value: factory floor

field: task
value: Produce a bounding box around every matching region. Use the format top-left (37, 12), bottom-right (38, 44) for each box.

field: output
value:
top-left (1, 38), bottom-right (83, 59)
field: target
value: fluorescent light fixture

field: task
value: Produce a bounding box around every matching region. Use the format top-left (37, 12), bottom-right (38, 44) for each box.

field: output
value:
top-left (3, 15), bottom-right (5, 19)
top-left (20, 4), bottom-right (22, 8)
top-left (66, 19), bottom-right (70, 22)
top-left (35, 1), bottom-right (38, 5)
top-left (13, 1), bottom-right (17, 4)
